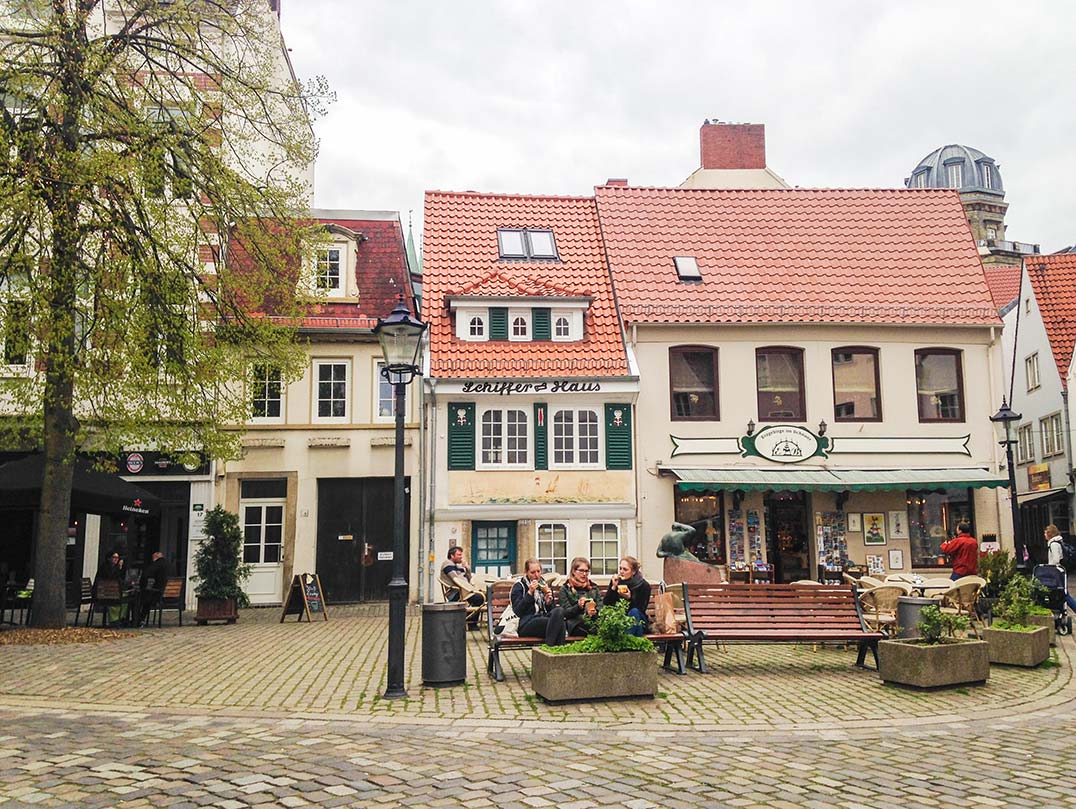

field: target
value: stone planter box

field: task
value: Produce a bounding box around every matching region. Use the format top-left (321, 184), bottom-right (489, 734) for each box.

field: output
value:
top-left (1027, 613), bottom-right (1056, 646)
top-left (983, 626), bottom-right (1050, 667)
top-left (195, 597), bottom-right (238, 625)
top-left (877, 638), bottom-right (990, 689)
top-left (531, 648), bottom-right (658, 702)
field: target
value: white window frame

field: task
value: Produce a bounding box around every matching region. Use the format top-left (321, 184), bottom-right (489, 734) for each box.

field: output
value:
top-left (980, 163), bottom-right (993, 189)
top-left (1017, 423), bottom-right (1035, 464)
top-left (551, 309), bottom-right (582, 342)
top-left (478, 407), bottom-right (530, 469)
top-left (946, 162), bottom-right (962, 188)
top-left (374, 360), bottom-right (410, 423)
top-left (537, 522), bottom-right (568, 575)
top-left (589, 523), bottom-right (620, 576)
top-left (312, 359), bottom-right (350, 423)
top-left (550, 407), bottom-right (602, 468)
top-left (457, 309), bottom-right (488, 342)
top-left (240, 497), bottom-right (285, 565)
top-left (986, 225), bottom-right (997, 240)
top-left (508, 309), bottom-right (531, 342)
top-left (1025, 353), bottom-right (1040, 392)
top-left (1042, 413), bottom-right (1064, 458)
top-left (250, 363), bottom-right (285, 424)
top-left (315, 243), bottom-right (347, 298)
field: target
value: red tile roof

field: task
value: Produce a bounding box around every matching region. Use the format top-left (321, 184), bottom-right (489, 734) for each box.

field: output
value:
top-left (983, 264), bottom-right (1022, 309)
top-left (423, 191), bottom-right (629, 378)
top-left (1025, 253), bottom-right (1076, 387)
top-left (593, 187), bottom-right (1000, 326)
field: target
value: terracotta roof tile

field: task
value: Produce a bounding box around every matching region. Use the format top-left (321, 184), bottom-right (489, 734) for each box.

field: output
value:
top-left (593, 187), bottom-right (1000, 326)
top-left (983, 264), bottom-right (1022, 309)
top-left (423, 191), bottom-right (628, 379)
top-left (1025, 253), bottom-right (1076, 387)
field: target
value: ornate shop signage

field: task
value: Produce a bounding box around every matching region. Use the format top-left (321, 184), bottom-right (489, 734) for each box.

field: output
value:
top-left (740, 425), bottom-right (828, 464)
top-left (460, 380), bottom-right (602, 396)
top-left (669, 428), bottom-right (973, 460)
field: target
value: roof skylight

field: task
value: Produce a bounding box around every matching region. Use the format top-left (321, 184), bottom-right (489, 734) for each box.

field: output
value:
top-left (674, 256), bottom-right (701, 281)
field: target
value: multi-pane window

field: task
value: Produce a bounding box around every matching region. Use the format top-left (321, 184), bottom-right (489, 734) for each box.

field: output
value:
top-left (316, 248), bottom-right (342, 292)
top-left (510, 312), bottom-right (530, 340)
top-left (831, 347), bottom-right (880, 421)
top-left (473, 522), bottom-right (513, 576)
top-left (497, 228), bottom-right (558, 260)
top-left (914, 349), bottom-right (964, 422)
top-left (480, 409), bottom-right (528, 466)
top-left (552, 409), bottom-right (600, 466)
top-left (589, 523), bottom-right (619, 576)
top-left (376, 361), bottom-right (409, 419)
top-left (756, 347), bottom-right (805, 421)
top-left (468, 314), bottom-right (485, 338)
top-left (946, 162), bottom-right (962, 188)
top-left (240, 478), bottom-right (287, 565)
top-left (670, 347), bottom-right (718, 420)
top-left (555, 316), bottom-right (570, 338)
top-left (1017, 424), bottom-right (1035, 464)
top-left (1042, 413), bottom-right (1064, 457)
top-left (251, 364), bottom-right (283, 420)
top-left (980, 163), bottom-right (993, 189)
top-left (315, 361), bottom-right (348, 420)
top-left (1026, 353), bottom-right (1040, 392)
top-left (2, 299), bottom-right (30, 366)
top-left (537, 523), bottom-right (568, 575)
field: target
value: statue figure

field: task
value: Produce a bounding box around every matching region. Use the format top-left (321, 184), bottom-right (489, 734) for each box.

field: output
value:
top-left (656, 522), bottom-right (700, 562)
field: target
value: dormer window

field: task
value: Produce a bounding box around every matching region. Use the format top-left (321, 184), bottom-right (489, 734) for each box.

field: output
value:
top-left (945, 162), bottom-right (963, 188)
top-left (469, 315), bottom-right (486, 338)
top-left (315, 242), bottom-right (349, 299)
top-left (980, 162), bottom-right (993, 190)
top-left (497, 229), bottom-right (558, 260)
top-left (458, 310), bottom-right (488, 341)
top-left (674, 256), bottom-right (701, 281)
top-left (509, 310), bottom-right (531, 341)
top-left (555, 316), bottom-right (570, 339)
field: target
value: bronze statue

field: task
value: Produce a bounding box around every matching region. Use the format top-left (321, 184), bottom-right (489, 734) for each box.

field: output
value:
top-left (656, 522), bottom-right (700, 562)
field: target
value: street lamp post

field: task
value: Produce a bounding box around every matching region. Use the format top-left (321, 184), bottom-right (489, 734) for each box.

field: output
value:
top-left (990, 398), bottom-right (1024, 568)
top-left (374, 295), bottom-right (427, 700)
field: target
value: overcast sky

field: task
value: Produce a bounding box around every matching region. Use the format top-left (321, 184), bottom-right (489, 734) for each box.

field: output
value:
top-left (281, 1), bottom-right (1076, 253)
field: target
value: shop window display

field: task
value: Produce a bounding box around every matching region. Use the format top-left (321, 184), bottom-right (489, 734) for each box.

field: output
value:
top-left (907, 488), bottom-right (973, 567)
top-left (674, 487), bottom-right (725, 564)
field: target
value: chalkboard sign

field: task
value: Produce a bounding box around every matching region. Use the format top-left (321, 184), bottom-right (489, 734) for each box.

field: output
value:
top-left (280, 573), bottom-right (330, 622)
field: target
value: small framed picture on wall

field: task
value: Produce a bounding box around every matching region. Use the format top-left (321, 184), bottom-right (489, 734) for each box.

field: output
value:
top-left (888, 549), bottom-right (904, 570)
top-left (888, 510), bottom-right (909, 540)
top-left (846, 513), bottom-right (862, 532)
top-left (863, 513), bottom-right (886, 545)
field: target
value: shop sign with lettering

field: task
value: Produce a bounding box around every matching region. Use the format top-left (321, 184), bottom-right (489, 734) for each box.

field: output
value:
top-left (460, 380), bottom-right (602, 396)
top-left (740, 425), bottom-right (829, 464)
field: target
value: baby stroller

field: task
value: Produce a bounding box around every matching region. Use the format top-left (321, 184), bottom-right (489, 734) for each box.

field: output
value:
top-left (1032, 565), bottom-right (1073, 636)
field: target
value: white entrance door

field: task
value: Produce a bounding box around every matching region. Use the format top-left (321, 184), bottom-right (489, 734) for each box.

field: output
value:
top-left (241, 497), bottom-right (285, 605)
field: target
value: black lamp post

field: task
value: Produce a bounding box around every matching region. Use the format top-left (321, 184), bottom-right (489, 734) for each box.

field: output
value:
top-left (990, 398), bottom-right (1023, 568)
top-left (374, 295), bottom-right (427, 700)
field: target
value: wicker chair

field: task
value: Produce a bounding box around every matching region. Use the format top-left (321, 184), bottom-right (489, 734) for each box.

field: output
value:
top-left (859, 583), bottom-right (911, 634)
top-left (936, 576), bottom-right (986, 638)
top-left (857, 575), bottom-right (885, 590)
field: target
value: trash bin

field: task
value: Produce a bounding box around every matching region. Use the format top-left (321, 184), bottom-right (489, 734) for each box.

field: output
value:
top-left (422, 602), bottom-right (467, 687)
top-left (896, 596), bottom-right (937, 639)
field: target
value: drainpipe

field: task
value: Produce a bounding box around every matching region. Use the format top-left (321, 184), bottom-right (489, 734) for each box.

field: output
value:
top-left (1064, 388), bottom-right (1074, 534)
top-left (426, 380), bottom-right (439, 600)
top-left (416, 376), bottom-right (427, 603)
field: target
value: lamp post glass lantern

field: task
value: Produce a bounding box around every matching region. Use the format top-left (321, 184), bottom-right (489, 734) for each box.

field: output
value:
top-left (989, 398), bottom-right (1023, 567)
top-left (373, 296), bottom-right (426, 700)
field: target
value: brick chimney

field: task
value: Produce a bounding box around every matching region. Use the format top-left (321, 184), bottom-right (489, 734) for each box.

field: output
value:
top-left (700, 122), bottom-right (766, 170)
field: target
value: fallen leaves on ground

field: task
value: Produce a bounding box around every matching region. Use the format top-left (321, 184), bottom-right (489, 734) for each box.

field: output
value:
top-left (0, 627), bottom-right (135, 646)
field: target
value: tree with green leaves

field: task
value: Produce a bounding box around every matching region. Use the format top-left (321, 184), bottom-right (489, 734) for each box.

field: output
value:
top-left (0, 0), bottom-right (331, 627)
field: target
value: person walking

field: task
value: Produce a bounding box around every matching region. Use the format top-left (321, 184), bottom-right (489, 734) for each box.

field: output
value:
top-left (1045, 525), bottom-right (1076, 613)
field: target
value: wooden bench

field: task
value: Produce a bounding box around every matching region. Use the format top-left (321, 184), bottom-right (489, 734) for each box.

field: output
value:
top-left (682, 583), bottom-right (884, 673)
top-left (485, 581), bottom-right (687, 682)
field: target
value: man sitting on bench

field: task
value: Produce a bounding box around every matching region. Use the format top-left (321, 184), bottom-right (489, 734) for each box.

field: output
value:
top-left (441, 546), bottom-right (484, 629)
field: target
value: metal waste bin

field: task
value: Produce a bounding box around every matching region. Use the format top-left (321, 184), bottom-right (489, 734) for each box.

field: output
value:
top-left (896, 596), bottom-right (937, 639)
top-left (422, 602), bottom-right (467, 686)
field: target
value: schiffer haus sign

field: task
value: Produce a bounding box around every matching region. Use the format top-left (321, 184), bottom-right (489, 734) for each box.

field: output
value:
top-left (460, 380), bottom-right (602, 396)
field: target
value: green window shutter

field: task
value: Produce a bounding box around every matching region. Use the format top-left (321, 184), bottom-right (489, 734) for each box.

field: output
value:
top-left (534, 403), bottom-right (548, 470)
top-left (533, 308), bottom-right (551, 341)
top-left (489, 307), bottom-right (508, 340)
top-left (447, 402), bottom-right (476, 470)
top-left (605, 403), bottom-right (632, 470)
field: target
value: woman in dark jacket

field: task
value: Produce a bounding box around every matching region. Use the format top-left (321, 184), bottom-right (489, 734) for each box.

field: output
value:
top-left (604, 555), bottom-right (650, 636)
top-left (558, 557), bottom-right (602, 636)
top-left (510, 558), bottom-right (566, 645)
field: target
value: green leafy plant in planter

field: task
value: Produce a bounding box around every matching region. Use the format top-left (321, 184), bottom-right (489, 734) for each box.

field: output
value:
top-left (978, 550), bottom-right (1016, 599)
top-left (541, 600), bottom-right (655, 654)
top-left (192, 506), bottom-right (251, 623)
top-left (983, 575), bottom-right (1051, 666)
top-left (993, 575), bottom-right (1038, 631)
top-left (917, 604), bottom-right (970, 643)
top-left (877, 605), bottom-right (988, 688)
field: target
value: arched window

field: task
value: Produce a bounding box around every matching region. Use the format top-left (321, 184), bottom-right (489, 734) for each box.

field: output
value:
top-left (469, 316), bottom-right (485, 338)
top-left (555, 316), bottom-right (570, 338)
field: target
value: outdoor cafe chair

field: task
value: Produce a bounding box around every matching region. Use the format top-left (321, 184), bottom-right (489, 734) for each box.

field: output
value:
top-left (857, 575), bottom-right (884, 590)
top-left (67, 577), bottom-right (93, 626)
top-left (859, 584), bottom-right (910, 634)
top-left (884, 574), bottom-right (917, 584)
top-left (146, 577), bottom-right (185, 628)
top-left (88, 579), bottom-right (128, 627)
top-left (936, 576), bottom-right (986, 638)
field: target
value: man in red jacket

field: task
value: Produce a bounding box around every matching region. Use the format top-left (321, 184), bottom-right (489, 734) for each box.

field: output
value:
top-left (940, 522), bottom-right (979, 581)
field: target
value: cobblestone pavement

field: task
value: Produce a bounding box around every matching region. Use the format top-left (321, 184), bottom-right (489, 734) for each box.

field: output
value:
top-left (1, 605), bottom-right (1075, 807)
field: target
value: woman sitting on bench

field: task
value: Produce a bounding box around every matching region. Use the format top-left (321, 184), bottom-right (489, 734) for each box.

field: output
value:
top-left (511, 558), bottom-right (566, 646)
top-left (558, 557), bottom-right (601, 636)
top-left (605, 555), bottom-right (650, 637)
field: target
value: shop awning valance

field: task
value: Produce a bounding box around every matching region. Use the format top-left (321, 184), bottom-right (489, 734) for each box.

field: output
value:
top-left (664, 467), bottom-right (1009, 493)
top-left (1016, 486), bottom-right (1069, 504)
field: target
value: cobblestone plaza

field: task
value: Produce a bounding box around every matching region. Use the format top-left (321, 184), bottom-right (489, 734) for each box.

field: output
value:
top-left (1, 606), bottom-right (1074, 807)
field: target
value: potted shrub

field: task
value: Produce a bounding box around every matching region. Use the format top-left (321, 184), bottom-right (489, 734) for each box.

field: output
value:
top-left (978, 550), bottom-right (1016, 619)
top-left (1027, 577), bottom-right (1057, 646)
top-left (982, 576), bottom-right (1050, 666)
top-left (192, 506), bottom-right (251, 625)
top-left (531, 601), bottom-right (658, 702)
top-left (877, 605), bottom-right (989, 688)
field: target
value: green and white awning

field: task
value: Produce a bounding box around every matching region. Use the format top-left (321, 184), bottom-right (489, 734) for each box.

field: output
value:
top-left (664, 467), bottom-right (1009, 492)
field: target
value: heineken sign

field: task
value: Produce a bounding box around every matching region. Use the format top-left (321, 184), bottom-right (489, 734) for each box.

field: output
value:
top-left (740, 425), bottom-right (829, 464)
